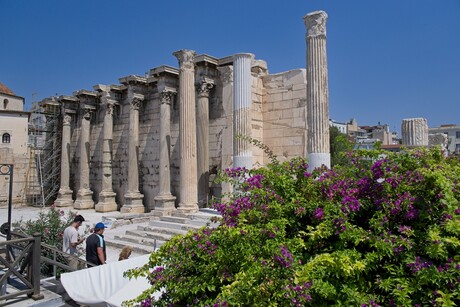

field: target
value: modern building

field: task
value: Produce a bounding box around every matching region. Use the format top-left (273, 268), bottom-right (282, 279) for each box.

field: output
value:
top-left (329, 119), bottom-right (347, 134)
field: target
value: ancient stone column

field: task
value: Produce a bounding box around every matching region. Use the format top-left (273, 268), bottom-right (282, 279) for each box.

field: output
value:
top-left (233, 53), bottom-right (254, 170)
top-left (304, 11), bottom-right (331, 172)
top-left (217, 65), bottom-right (234, 196)
top-left (55, 113), bottom-right (73, 207)
top-left (401, 118), bottom-right (429, 147)
top-left (74, 107), bottom-right (94, 209)
top-left (95, 93), bottom-right (117, 212)
top-left (121, 92), bottom-right (145, 213)
top-left (196, 77), bottom-right (214, 206)
top-left (173, 49), bottom-right (199, 213)
top-left (154, 88), bottom-right (177, 212)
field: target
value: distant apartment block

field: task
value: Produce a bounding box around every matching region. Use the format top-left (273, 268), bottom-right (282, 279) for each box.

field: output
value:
top-left (330, 118), bottom-right (397, 147)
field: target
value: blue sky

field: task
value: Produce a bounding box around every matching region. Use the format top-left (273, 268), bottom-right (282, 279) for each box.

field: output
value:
top-left (1, 0), bottom-right (459, 134)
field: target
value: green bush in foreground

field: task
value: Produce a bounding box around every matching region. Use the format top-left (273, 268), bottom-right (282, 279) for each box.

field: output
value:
top-left (14, 205), bottom-right (80, 276)
top-left (125, 147), bottom-right (460, 306)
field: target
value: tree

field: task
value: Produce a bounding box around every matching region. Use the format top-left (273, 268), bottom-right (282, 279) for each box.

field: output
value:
top-left (329, 126), bottom-right (354, 167)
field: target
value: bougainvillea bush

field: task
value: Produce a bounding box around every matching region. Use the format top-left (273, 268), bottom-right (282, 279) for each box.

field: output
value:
top-left (125, 147), bottom-right (460, 306)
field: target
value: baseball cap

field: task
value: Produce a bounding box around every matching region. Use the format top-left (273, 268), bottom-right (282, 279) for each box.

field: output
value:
top-left (95, 222), bottom-right (107, 229)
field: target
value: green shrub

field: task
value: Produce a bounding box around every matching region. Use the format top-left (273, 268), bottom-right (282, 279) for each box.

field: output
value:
top-left (14, 205), bottom-right (82, 276)
top-left (125, 147), bottom-right (460, 306)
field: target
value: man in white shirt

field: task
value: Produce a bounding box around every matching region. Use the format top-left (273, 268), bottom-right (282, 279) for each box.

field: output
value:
top-left (62, 215), bottom-right (85, 270)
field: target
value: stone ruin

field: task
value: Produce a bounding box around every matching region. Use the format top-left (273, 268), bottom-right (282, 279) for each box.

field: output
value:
top-left (40, 11), bottom-right (331, 214)
top-left (401, 117), bottom-right (449, 154)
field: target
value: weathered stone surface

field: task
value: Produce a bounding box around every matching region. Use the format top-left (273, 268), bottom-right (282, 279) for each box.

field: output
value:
top-left (174, 49), bottom-right (199, 213)
top-left (401, 118), bottom-right (429, 147)
top-left (304, 10), bottom-right (331, 171)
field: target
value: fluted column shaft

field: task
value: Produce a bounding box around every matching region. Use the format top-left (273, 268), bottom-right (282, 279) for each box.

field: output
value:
top-left (128, 101), bottom-right (140, 192)
top-left (197, 79), bottom-right (214, 206)
top-left (158, 90), bottom-right (175, 196)
top-left (121, 94), bottom-right (145, 213)
top-left (217, 65), bottom-right (234, 196)
top-left (96, 95), bottom-right (117, 212)
top-left (304, 11), bottom-right (331, 172)
top-left (401, 118), bottom-right (428, 146)
top-left (152, 88), bottom-right (177, 215)
top-left (102, 101), bottom-right (114, 191)
top-left (233, 53), bottom-right (253, 170)
top-left (74, 108), bottom-right (94, 209)
top-left (173, 49), bottom-right (198, 213)
top-left (55, 113), bottom-right (73, 207)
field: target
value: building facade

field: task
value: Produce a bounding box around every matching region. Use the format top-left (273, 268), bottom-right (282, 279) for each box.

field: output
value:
top-left (0, 82), bottom-right (30, 205)
top-left (43, 54), bottom-right (310, 213)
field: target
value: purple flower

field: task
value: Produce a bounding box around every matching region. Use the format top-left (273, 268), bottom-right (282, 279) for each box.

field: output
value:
top-left (274, 246), bottom-right (293, 268)
top-left (313, 207), bottom-right (324, 220)
top-left (405, 206), bottom-right (418, 220)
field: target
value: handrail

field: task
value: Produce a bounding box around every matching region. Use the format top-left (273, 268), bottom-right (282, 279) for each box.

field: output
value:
top-left (40, 242), bottom-right (96, 271)
top-left (7, 231), bottom-right (95, 275)
top-left (0, 233), bottom-right (44, 301)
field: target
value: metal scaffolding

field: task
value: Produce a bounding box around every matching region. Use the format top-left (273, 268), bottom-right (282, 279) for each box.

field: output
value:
top-left (25, 99), bottom-right (62, 207)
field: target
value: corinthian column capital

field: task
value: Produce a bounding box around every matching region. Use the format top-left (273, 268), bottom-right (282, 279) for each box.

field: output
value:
top-left (128, 93), bottom-right (144, 110)
top-left (196, 78), bottom-right (214, 98)
top-left (80, 107), bottom-right (92, 120)
top-left (160, 88), bottom-right (177, 105)
top-left (173, 49), bottom-right (196, 70)
top-left (63, 114), bottom-right (72, 126)
top-left (304, 10), bottom-right (328, 37)
top-left (100, 92), bottom-right (117, 115)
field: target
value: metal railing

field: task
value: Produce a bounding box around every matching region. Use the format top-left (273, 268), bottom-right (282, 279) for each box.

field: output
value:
top-left (0, 231), bottom-right (95, 304)
top-left (0, 233), bottom-right (43, 302)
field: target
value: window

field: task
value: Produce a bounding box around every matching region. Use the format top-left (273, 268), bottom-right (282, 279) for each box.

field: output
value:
top-left (3, 99), bottom-right (8, 110)
top-left (2, 133), bottom-right (10, 143)
top-left (456, 131), bottom-right (460, 139)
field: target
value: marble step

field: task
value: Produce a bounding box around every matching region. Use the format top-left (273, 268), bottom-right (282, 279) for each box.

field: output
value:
top-left (113, 234), bottom-right (164, 251)
top-left (139, 225), bottom-right (189, 236)
top-left (104, 237), bottom-right (156, 255)
top-left (149, 220), bottom-right (203, 231)
top-left (125, 230), bottom-right (173, 242)
top-left (105, 237), bottom-right (158, 254)
top-left (159, 215), bottom-right (217, 227)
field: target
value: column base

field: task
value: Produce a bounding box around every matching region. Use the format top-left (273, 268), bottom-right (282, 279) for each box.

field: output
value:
top-left (95, 191), bottom-right (118, 212)
top-left (177, 202), bottom-right (199, 214)
top-left (54, 188), bottom-right (74, 207)
top-left (233, 155), bottom-right (252, 170)
top-left (154, 194), bottom-right (176, 212)
top-left (121, 191), bottom-right (144, 213)
top-left (73, 189), bottom-right (94, 209)
top-left (307, 153), bottom-right (331, 172)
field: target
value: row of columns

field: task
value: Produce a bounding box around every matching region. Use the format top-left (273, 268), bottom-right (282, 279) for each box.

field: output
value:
top-left (54, 49), bottom-right (254, 213)
top-left (53, 8), bottom-right (331, 212)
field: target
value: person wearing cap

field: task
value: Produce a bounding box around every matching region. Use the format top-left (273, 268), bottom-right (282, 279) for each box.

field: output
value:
top-left (85, 222), bottom-right (107, 266)
top-left (62, 214), bottom-right (85, 270)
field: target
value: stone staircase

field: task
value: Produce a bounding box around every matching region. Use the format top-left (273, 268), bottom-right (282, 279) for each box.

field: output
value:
top-left (104, 209), bottom-right (221, 254)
